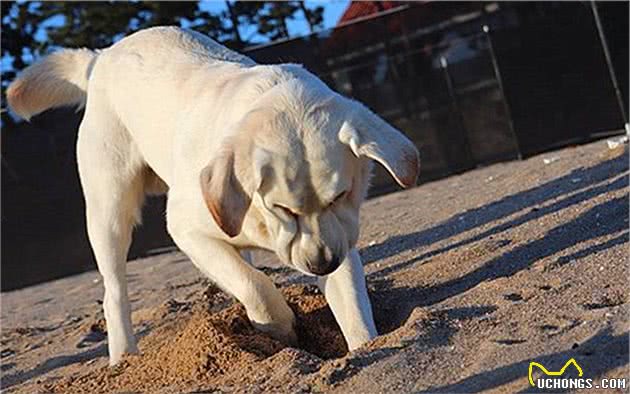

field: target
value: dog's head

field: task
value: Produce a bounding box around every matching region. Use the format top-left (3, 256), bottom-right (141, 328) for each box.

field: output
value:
top-left (200, 67), bottom-right (419, 276)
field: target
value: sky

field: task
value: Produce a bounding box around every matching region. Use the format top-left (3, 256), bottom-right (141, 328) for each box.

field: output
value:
top-left (198, 0), bottom-right (350, 44)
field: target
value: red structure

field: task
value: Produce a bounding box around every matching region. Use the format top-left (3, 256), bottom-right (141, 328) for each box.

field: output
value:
top-left (337, 1), bottom-right (407, 25)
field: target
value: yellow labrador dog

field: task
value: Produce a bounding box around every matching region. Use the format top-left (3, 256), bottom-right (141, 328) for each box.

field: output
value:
top-left (7, 27), bottom-right (419, 365)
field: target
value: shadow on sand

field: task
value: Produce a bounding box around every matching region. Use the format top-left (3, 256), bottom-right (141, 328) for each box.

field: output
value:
top-left (358, 152), bottom-right (628, 388)
top-left (1, 325), bottom-right (153, 389)
top-left (421, 327), bottom-right (628, 393)
top-left (364, 152), bottom-right (628, 329)
top-left (360, 151), bottom-right (628, 268)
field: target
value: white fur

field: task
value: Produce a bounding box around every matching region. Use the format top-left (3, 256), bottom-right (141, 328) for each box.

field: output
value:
top-left (6, 48), bottom-right (97, 120)
top-left (7, 26), bottom-right (419, 365)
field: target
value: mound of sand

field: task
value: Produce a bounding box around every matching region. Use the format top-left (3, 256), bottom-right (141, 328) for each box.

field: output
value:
top-left (45, 285), bottom-right (347, 393)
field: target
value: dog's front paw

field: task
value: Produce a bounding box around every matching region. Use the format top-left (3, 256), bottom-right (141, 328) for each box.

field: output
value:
top-left (247, 302), bottom-right (297, 346)
top-left (345, 328), bottom-right (377, 351)
top-left (108, 340), bottom-right (139, 366)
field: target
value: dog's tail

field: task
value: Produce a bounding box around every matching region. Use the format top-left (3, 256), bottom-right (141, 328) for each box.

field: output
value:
top-left (6, 48), bottom-right (97, 120)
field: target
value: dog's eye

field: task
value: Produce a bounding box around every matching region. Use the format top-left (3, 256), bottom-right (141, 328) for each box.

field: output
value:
top-left (273, 204), bottom-right (297, 217)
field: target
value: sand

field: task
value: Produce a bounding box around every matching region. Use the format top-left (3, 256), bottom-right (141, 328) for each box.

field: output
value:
top-left (44, 285), bottom-right (346, 393)
top-left (1, 138), bottom-right (628, 393)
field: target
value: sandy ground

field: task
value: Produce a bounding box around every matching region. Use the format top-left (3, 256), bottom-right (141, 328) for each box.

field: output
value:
top-left (1, 139), bottom-right (628, 393)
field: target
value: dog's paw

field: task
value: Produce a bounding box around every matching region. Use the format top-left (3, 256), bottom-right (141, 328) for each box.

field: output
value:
top-left (345, 329), bottom-right (377, 351)
top-left (247, 303), bottom-right (297, 346)
top-left (108, 337), bottom-right (140, 366)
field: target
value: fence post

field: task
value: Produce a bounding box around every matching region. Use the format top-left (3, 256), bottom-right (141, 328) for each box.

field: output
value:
top-left (440, 56), bottom-right (475, 170)
top-left (483, 25), bottom-right (522, 159)
top-left (590, 1), bottom-right (628, 132)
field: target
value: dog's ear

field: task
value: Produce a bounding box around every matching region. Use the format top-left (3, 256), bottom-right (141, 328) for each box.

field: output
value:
top-left (339, 99), bottom-right (420, 188)
top-left (200, 149), bottom-right (251, 238)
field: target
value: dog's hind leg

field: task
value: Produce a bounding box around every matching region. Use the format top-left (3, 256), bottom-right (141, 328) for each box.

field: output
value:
top-left (77, 109), bottom-right (146, 365)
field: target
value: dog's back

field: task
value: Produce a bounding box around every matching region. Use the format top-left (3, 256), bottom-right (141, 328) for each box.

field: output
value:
top-left (6, 26), bottom-right (254, 122)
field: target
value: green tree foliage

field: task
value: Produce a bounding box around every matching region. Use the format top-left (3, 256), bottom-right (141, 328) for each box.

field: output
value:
top-left (229, 1), bottom-right (323, 42)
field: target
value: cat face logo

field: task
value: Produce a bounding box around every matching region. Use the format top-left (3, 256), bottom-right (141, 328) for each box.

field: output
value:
top-left (528, 358), bottom-right (584, 387)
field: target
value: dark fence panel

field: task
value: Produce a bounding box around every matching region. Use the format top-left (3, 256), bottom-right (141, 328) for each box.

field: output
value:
top-left (1, 110), bottom-right (174, 291)
top-left (595, 1), bottom-right (629, 123)
top-left (491, 3), bottom-right (626, 155)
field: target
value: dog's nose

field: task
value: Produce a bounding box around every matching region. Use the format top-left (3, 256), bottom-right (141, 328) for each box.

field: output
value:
top-left (307, 247), bottom-right (342, 276)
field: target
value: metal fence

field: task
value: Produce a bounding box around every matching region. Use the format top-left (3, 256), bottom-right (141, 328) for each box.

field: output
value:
top-left (2, 1), bottom-right (627, 290)
top-left (247, 1), bottom-right (627, 190)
